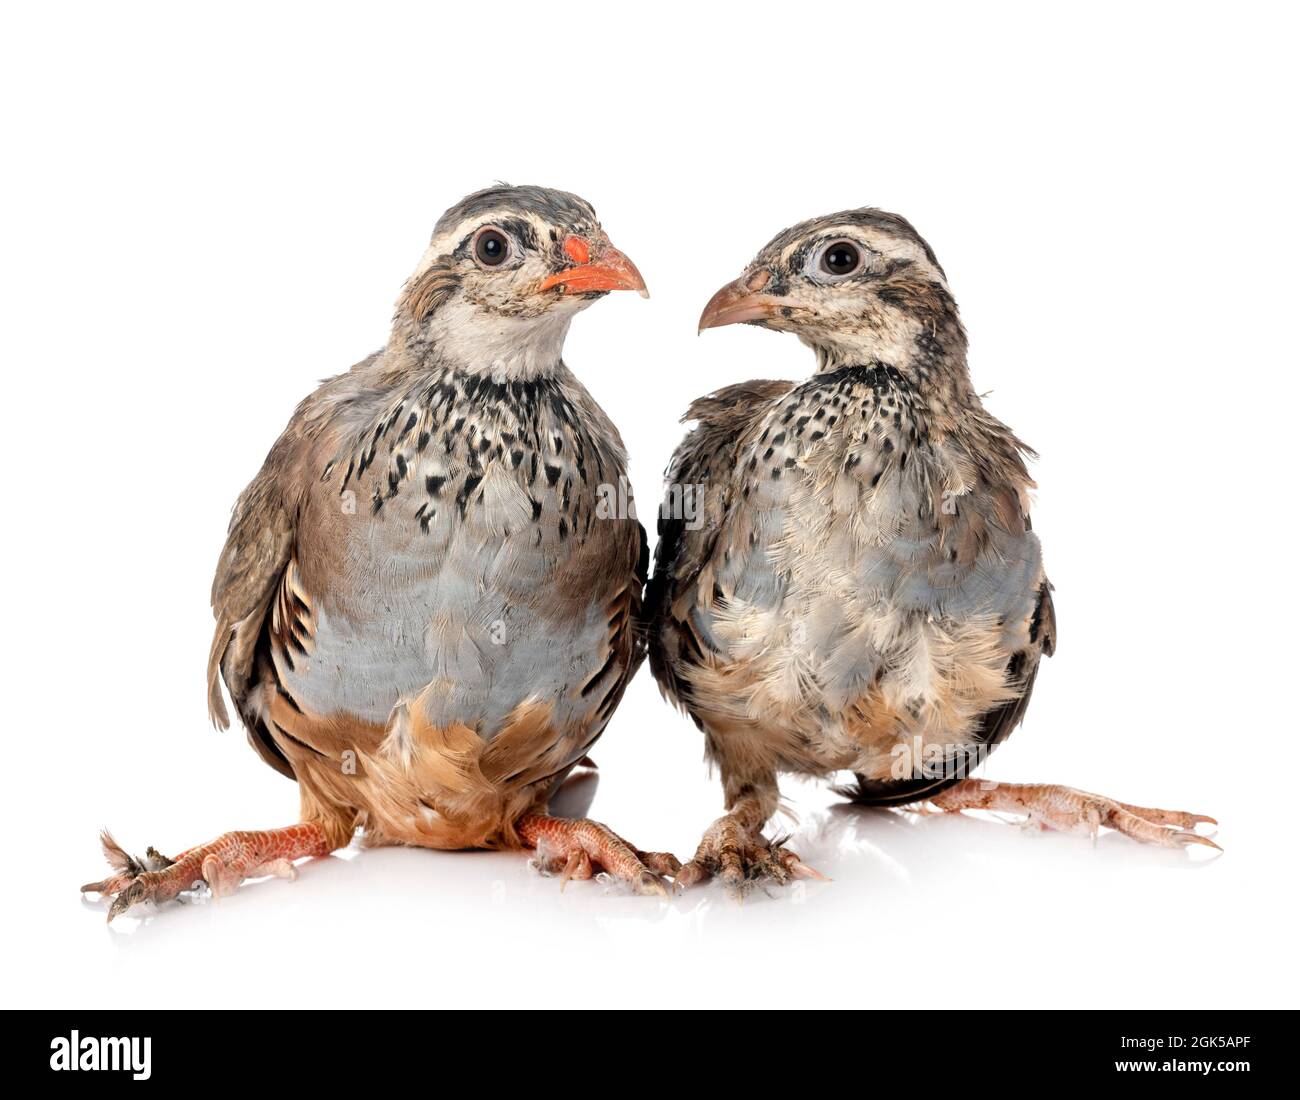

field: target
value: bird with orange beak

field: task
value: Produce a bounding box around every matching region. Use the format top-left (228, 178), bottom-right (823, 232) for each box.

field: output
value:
top-left (83, 185), bottom-right (675, 919)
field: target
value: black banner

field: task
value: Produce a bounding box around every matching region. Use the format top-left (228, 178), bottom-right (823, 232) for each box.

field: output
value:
top-left (1, 1009), bottom-right (1288, 1086)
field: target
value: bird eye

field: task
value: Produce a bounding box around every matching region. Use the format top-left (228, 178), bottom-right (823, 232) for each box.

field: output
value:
top-left (820, 240), bottom-right (862, 277)
top-left (474, 228), bottom-right (509, 267)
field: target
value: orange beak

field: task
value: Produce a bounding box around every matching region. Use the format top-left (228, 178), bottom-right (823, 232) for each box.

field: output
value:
top-left (539, 236), bottom-right (649, 298)
top-left (698, 270), bottom-right (781, 333)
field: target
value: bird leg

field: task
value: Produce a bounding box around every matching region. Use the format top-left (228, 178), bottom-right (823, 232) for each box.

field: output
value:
top-left (517, 814), bottom-right (680, 897)
top-left (927, 780), bottom-right (1219, 849)
top-left (81, 824), bottom-right (338, 921)
top-left (677, 789), bottom-right (825, 897)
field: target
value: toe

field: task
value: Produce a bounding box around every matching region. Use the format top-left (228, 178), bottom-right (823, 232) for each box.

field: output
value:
top-left (1114, 801), bottom-right (1218, 830)
top-left (81, 872), bottom-right (133, 896)
top-left (1173, 830), bottom-right (1222, 851)
top-left (776, 847), bottom-right (828, 881)
top-left (631, 869), bottom-right (671, 898)
top-left (106, 876), bottom-right (153, 923)
top-left (1109, 806), bottom-right (1223, 850)
top-left (639, 850), bottom-right (682, 877)
top-left (559, 849), bottom-right (593, 890)
top-left (752, 845), bottom-right (792, 886)
top-left (529, 845), bottom-right (567, 876)
top-left (675, 860), bottom-right (710, 889)
top-left (201, 854), bottom-right (236, 897)
top-left (719, 864), bottom-right (748, 900)
top-left (254, 858), bottom-right (298, 881)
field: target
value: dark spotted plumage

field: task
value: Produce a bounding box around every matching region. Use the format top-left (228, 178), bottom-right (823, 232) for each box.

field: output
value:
top-left (83, 183), bottom-right (680, 924)
top-left (649, 207), bottom-right (1068, 892)
top-left (328, 369), bottom-right (620, 550)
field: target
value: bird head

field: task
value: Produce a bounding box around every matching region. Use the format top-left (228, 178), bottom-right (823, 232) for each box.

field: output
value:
top-left (394, 185), bottom-right (647, 376)
top-left (699, 208), bottom-right (965, 376)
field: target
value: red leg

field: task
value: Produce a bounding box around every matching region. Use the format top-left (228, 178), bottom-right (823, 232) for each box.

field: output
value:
top-left (929, 780), bottom-right (1219, 849)
top-left (677, 811), bottom-right (825, 897)
top-left (517, 815), bottom-right (679, 897)
top-left (81, 824), bottom-right (338, 921)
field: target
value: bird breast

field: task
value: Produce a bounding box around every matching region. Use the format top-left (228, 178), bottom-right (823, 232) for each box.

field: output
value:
top-left (682, 365), bottom-right (1044, 771)
top-left (280, 369), bottom-right (637, 738)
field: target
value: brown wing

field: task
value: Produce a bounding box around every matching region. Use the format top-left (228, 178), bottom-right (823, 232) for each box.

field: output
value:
top-left (205, 355), bottom-right (387, 776)
top-left (206, 443), bottom-right (301, 776)
top-left (597, 518), bottom-right (650, 726)
top-left (645, 379), bottom-right (795, 712)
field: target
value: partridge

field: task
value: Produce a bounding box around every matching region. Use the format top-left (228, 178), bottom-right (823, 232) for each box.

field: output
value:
top-left (647, 207), bottom-right (1216, 892)
top-left (84, 185), bottom-right (677, 919)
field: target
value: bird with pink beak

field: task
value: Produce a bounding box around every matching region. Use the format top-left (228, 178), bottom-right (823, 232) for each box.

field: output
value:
top-left (648, 206), bottom-right (1217, 895)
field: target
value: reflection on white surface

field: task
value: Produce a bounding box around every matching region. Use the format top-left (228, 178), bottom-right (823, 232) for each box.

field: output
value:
top-left (6, 597), bottom-right (1271, 1011)
top-left (58, 761), bottom-right (1242, 1011)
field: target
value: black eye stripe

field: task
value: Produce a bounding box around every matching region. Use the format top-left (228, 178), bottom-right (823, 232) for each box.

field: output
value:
top-left (784, 236), bottom-right (868, 279)
top-left (496, 216), bottom-right (538, 251)
top-left (457, 216), bottom-right (546, 267)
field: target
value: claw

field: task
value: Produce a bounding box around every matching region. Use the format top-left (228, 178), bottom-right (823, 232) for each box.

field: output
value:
top-left (1175, 831), bottom-right (1222, 852)
top-left (772, 841), bottom-right (828, 882)
top-left (1085, 803), bottom-right (1102, 846)
top-left (559, 849), bottom-right (593, 890)
top-left (679, 814), bottom-right (822, 897)
top-left (517, 815), bottom-right (678, 899)
top-left (784, 855), bottom-right (829, 881)
top-left (107, 877), bottom-right (149, 924)
top-left (633, 870), bottom-right (671, 898)
top-left (719, 868), bottom-right (747, 900)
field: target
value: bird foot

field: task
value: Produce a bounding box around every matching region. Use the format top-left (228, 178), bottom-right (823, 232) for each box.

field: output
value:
top-left (81, 824), bottom-right (335, 921)
top-left (928, 780), bottom-right (1219, 850)
top-left (517, 815), bottom-right (680, 897)
top-left (676, 813), bottom-right (826, 898)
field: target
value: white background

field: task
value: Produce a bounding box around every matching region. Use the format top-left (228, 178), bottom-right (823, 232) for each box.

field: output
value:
top-left (2, 1), bottom-right (1296, 1010)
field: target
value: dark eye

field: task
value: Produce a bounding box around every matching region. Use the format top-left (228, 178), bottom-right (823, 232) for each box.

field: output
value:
top-left (820, 241), bottom-right (861, 277)
top-left (475, 228), bottom-right (509, 267)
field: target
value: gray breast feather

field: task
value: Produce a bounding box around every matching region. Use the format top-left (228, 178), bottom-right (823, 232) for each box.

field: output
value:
top-left (281, 364), bottom-right (637, 738)
top-left (657, 365), bottom-right (1045, 717)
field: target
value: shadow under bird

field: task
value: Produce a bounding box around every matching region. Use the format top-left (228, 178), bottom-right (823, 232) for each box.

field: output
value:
top-left (83, 185), bottom-right (678, 920)
top-left (646, 207), bottom-right (1217, 893)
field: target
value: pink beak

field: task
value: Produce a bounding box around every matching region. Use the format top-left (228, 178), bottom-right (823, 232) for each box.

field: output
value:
top-left (698, 269), bottom-right (780, 333)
